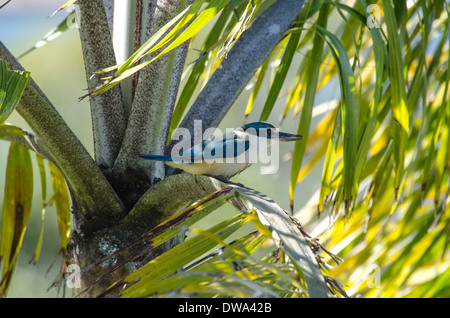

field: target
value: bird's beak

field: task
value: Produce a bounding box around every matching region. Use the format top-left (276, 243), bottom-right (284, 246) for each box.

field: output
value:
top-left (275, 132), bottom-right (303, 141)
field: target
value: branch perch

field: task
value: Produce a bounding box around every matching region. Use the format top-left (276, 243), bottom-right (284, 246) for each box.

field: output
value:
top-left (123, 173), bottom-right (328, 297)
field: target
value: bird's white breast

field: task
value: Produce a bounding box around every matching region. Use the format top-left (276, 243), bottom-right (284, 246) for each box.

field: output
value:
top-left (166, 129), bottom-right (274, 178)
top-left (166, 159), bottom-right (253, 178)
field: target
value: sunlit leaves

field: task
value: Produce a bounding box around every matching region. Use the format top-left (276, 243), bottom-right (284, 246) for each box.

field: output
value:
top-left (1, 0), bottom-right (449, 299)
top-left (49, 0), bottom-right (77, 17)
top-left (169, 4), bottom-right (235, 140)
top-left (0, 123), bottom-right (24, 138)
top-left (381, 0), bottom-right (408, 200)
top-left (208, 0), bottom-right (449, 298)
top-left (259, 32), bottom-right (300, 122)
top-left (0, 59), bottom-right (30, 124)
top-left (120, 213), bottom-right (249, 297)
top-left (164, 0), bottom-right (449, 297)
top-left (0, 143), bottom-right (33, 297)
top-left (91, 0), bottom-right (232, 96)
top-left (130, 187), bottom-right (237, 249)
top-left (289, 5), bottom-right (329, 213)
top-left (232, 185), bottom-right (329, 297)
top-left (129, 232), bottom-right (272, 298)
top-left (307, 0), bottom-right (450, 298)
top-left (0, 141), bottom-right (71, 297)
top-left (101, 182), bottom-right (329, 298)
top-left (316, 24), bottom-right (360, 211)
top-left (29, 155), bottom-right (47, 265)
top-left (48, 162), bottom-right (71, 250)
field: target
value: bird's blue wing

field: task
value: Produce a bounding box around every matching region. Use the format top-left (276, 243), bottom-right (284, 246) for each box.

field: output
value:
top-left (173, 133), bottom-right (250, 161)
top-left (169, 142), bottom-right (205, 163)
top-left (139, 154), bottom-right (173, 161)
top-left (202, 136), bottom-right (250, 159)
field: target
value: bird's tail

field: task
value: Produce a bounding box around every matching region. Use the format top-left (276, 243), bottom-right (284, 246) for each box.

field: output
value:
top-left (139, 154), bottom-right (173, 161)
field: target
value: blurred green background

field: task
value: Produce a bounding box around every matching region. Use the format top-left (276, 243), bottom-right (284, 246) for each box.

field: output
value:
top-left (0, 0), bottom-right (331, 297)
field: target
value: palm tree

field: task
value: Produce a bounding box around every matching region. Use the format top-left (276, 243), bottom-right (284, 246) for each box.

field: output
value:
top-left (0, 0), bottom-right (449, 298)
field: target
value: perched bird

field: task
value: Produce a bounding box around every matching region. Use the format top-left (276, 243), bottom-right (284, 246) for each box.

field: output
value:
top-left (139, 122), bottom-right (302, 180)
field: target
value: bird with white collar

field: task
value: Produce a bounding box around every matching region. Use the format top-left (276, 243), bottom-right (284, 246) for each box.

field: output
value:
top-left (139, 122), bottom-right (302, 180)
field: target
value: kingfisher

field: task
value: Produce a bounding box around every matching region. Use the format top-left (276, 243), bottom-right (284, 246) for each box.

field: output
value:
top-left (139, 122), bottom-right (302, 180)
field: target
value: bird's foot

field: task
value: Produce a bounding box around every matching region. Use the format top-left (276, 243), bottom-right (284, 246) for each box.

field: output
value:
top-left (214, 176), bottom-right (245, 188)
top-left (214, 176), bottom-right (230, 183)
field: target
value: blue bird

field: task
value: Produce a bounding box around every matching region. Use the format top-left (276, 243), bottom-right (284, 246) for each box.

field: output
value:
top-left (139, 122), bottom-right (302, 180)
